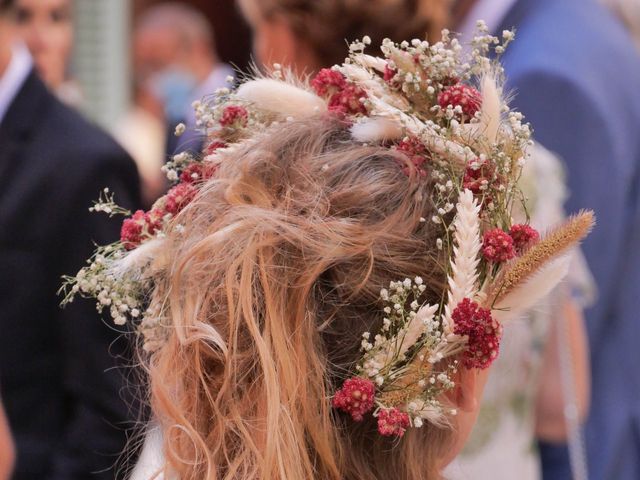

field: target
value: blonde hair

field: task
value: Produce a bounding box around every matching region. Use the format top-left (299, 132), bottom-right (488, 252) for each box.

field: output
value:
top-left (146, 118), bottom-right (453, 479)
top-left (238, 0), bottom-right (451, 68)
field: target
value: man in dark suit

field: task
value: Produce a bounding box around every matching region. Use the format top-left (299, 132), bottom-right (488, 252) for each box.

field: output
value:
top-left (0, 2), bottom-right (142, 478)
top-left (455, 0), bottom-right (640, 479)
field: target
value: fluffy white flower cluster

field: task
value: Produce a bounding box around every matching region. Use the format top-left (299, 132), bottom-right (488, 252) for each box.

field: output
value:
top-left (62, 244), bottom-right (145, 326)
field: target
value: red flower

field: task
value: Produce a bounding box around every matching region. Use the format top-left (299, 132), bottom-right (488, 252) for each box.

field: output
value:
top-left (384, 64), bottom-right (398, 84)
top-left (311, 68), bottom-right (367, 117)
top-left (164, 183), bottom-right (197, 216)
top-left (332, 377), bottom-right (375, 422)
top-left (482, 228), bottom-right (516, 263)
top-left (377, 408), bottom-right (410, 437)
top-left (509, 224), bottom-right (540, 254)
top-left (463, 159), bottom-right (495, 195)
top-left (220, 106), bottom-right (248, 128)
top-left (205, 140), bottom-right (227, 156)
top-left (120, 209), bottom-right (161, 250)
top-left (180, 162), bottom-right (218, 184)
top-left (396, 136), bottom-right (430, 176)
top-left (328, 84), bottom-right (368, 116)
top-left (311, 68), bottom-right (346, 97)
top-left (452, 298), bottom-right (502, 369)
top-left (438, 84), bottom-right (482, 119)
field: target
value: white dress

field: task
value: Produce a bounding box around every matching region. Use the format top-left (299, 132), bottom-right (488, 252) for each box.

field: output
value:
top-left (129, 423), bottom-right (167, 480)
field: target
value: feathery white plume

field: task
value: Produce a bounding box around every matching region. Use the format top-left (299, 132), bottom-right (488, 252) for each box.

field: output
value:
top-left (355, 53), bottom-right (388, 73)
top-left (410, 399), bottom-right (450, 428)
top-left (236, 78), bottom-right (326, 117)
top-left (443, 189), bottom-right (481, 332)
top-left (350, 117), bottom-right (403, 143)
top-left (479, 73), bottom-right (502, 144)
top-left (369, 303), bottom-right (437, 370)
top-left (492, 255), bottom-right (571, 323)
top-left (363, 93), bottom-right (472, 165)
top-left (397, 303), bottom-right (438, 359)
top-left (108, 238), bottom-right (166, 279)
top-left (340, 63), bottom-right (376, 83)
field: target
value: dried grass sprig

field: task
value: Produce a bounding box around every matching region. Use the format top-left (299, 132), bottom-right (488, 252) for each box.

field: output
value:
top-left (488, 210), bottom-right (594, 304)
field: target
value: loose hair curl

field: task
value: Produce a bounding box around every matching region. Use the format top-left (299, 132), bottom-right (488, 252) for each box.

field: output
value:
top-left (146, 117), bottom-right (453, 479)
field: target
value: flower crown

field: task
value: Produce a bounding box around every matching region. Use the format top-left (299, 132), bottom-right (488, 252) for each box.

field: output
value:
top-left (61, 24), bottom-right (593, 438)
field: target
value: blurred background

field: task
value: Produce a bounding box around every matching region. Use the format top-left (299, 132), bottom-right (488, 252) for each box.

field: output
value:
top-left (1, 0), bottom-right (639, 479)
top-left (73, 0), bottom-right (250, 130)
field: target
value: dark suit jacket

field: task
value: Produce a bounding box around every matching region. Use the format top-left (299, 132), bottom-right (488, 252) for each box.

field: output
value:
top-left (496, 0), bottom-right (640, 478)
top-left (0, 72), bottom-right (141, 479)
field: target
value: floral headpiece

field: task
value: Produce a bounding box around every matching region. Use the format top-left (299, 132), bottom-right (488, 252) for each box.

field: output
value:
top-left (62, 24), bottom-right (593, 438)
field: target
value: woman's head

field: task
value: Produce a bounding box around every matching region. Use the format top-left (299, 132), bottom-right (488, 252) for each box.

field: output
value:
top-left (62, 31), bottom-right (590, 480)
top-left (12, 0), bottom-right (73, 89)
top-left (238, 0), bottom-right (451, 74)
top-left (146, 117), bottom-right (486, 479)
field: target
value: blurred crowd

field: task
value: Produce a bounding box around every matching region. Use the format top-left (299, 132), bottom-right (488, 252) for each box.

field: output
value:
top-left (0, 0), bottom-right (639, 479)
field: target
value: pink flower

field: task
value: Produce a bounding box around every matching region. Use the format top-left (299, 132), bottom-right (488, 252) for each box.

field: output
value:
top-left (205, 140), bottom-right (227, 156)
top-left (311, 68), bottom-right (346, 97)
top-left (332, 377), bottom-right (375, 422)
top-left (462, 159), bottom-right (495, 195)
top-left (163, 183), bottom-right (197, 216)
top-left (396, 136), bottom-right (430, 176)
top-left (509, 224), bottom-right (540, 254)
top-left (452, 298), bottom-right (502, 369)
top-left (438, 84), bottom-right (482, 119)
top-left (383, 64), bottom-right (398, 84)
top-left (328, 84), bottom-right (368, 116)
top-left (377, 408), bottom-right (410, 437)
top-left (180, 162), bottom-right (218, 184)
top-left (311, 68), bottom-right (367, 117)
top-left (220, 106), bottom-right (248, 128)
top-left (120, 210), bottom-right (161, 250)
top-left (482, 228), bottom-right (516, 263)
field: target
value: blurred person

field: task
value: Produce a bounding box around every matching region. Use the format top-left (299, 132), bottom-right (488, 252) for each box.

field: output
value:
top-left (0, 1), bottom-right (142, 478)
top-left (0, 400), bottom-right (15, 480)
top-left (238, 0), bottom-right (450, 75)
top-left (113, 81), bottom-right (167, 208)
top-left (446, 147), bottom-right (593, 480)
top-left (16, 0), bottom-right (163, 209)
top-left (452, 0), bottom-right (640, 479)
top-left (602, 0), bottom-right (640, 50)
top-left (11, 0), bottom-right (81, 105)
top-left (134, 2), bottom-right (234, 154)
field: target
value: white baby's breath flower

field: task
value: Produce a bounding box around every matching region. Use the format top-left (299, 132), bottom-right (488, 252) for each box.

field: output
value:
top-left (174, 123), bottom-right (186, 136)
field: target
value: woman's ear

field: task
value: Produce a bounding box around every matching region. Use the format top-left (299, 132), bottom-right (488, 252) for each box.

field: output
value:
top-left (444, 365), bottom-right (490, 413)
top-left (439, 366), bottom-right (491, 467)
top-left (453, 367), bottom-right (480, 413)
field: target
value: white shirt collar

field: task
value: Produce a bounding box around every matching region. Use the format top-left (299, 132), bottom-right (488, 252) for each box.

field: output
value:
top-left (456, 0), bottom-right (519, 47)
top-left (0, 42), bottom-right (33, 125)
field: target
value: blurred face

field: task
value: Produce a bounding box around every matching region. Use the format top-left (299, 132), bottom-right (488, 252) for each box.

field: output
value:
top-left (134, 27), bottom-right (199, 123)
top-left (249, 15), bottom-right (319, 75)
top-left (134, 27), bottom-right (183, 81)
top-left (14, 0), bottom-right (73, 89)
top-left (0, 14), bottom-right (15, 74)
top-left (250, 17), bottom-right (293, 68)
